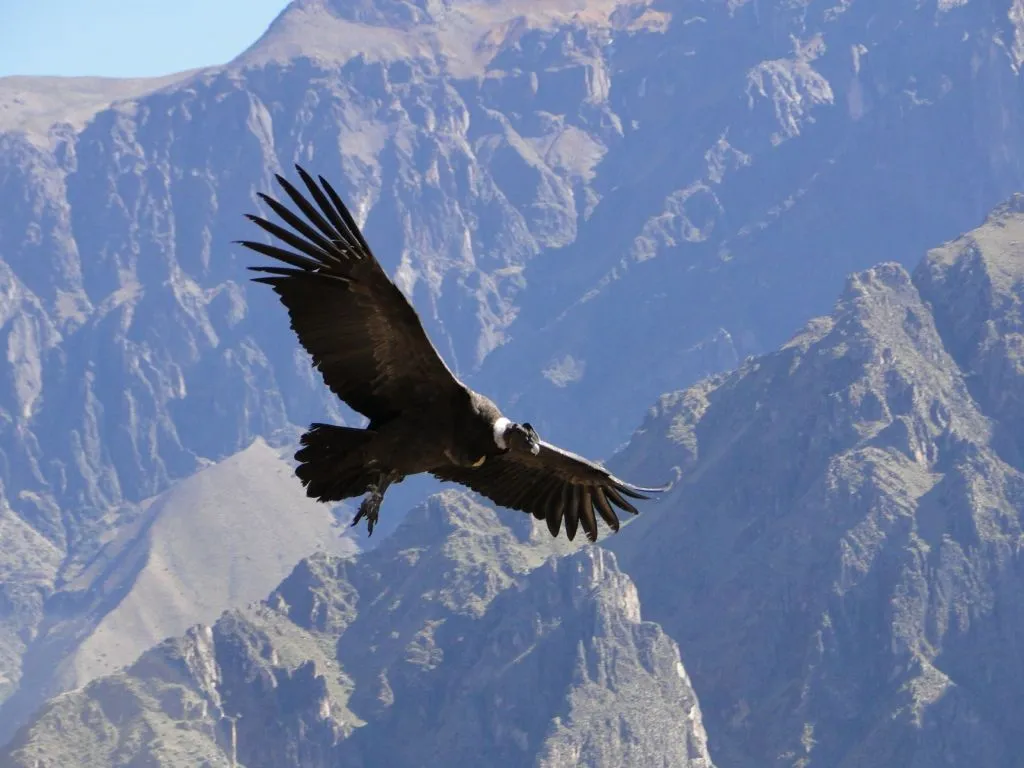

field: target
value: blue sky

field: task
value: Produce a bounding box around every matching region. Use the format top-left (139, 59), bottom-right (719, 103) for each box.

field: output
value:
top-left (0, 0), bottom-right (292, 78)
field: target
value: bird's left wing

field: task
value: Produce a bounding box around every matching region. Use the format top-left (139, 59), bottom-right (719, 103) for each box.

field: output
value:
top-left (237, 166), bottom-right (467, 423)
top-left (431, 441), bottom-right (669, 542)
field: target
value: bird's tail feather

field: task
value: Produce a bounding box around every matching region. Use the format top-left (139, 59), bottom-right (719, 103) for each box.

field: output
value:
top-left (295, 423), bottom-right (377, 502)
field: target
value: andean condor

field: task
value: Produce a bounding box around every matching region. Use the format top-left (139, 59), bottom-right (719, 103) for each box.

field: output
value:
top-left (237, 166), bottom-right (667, 542)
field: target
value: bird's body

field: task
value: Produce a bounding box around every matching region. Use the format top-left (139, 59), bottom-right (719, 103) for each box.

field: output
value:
top-left (314, 390), bottom-right (503, 479)
top-left (238, 166), bottom-right (667, 541)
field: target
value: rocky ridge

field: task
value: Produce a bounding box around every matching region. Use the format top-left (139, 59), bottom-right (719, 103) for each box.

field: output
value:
top-left (608, 198), bottom-right (1024, 766)
top-left (0, 438), bottom-right (354, 745)
top-left (3, 492), bottom-right (712, 768)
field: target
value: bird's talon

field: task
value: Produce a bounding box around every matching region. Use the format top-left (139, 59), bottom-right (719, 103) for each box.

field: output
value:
top-left (354, 487), bottom-right (384, 536)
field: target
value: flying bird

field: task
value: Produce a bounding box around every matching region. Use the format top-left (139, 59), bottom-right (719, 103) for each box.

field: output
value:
top-left (236, 165), bottom-right (667, 542)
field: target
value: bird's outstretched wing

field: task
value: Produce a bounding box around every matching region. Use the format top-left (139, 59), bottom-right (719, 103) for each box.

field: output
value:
top-left (432, 441), bottom-right (669, 542)
top-left (238, 165), bottom-right (466, 422)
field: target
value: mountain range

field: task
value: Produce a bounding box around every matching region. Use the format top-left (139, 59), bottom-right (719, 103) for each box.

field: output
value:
top-left (7, 185), bottom-right (1023, 767)
top-left (2, 0), bottom-right (1024, 764)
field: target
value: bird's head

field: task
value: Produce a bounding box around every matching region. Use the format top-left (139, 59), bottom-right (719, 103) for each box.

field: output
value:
top-left (506, 421), bottom-right (541, 455)
top-left (495, 418), bottom-right (541, 455)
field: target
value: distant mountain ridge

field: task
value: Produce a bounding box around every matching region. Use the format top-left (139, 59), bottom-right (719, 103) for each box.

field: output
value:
top-left (0, 72), bottom-right (199, 148)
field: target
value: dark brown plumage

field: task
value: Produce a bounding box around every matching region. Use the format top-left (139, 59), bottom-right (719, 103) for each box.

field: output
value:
top-left (237, 165), bottom-right (667, 542)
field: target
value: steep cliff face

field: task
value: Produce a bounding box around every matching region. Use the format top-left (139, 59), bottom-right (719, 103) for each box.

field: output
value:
top-left (2, 492), bottom-right (712, 768)
top-left (608, 200), bottom-right (1024, 766)
top-left (337, 548), bottom-right (710, 768)
top-left (479, 0), bottom-right (1024, 454)
top-left (914, 195), bottom-right (1024, 468)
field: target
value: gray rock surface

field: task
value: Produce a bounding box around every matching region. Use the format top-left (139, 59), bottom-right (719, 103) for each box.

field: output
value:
top-left (0, 438), bottom-right (354, 745)
top-left (2, 492), bottom-right (713, 768)
top-left (477, 0), bottom-right (1024, 459)
top-left (608, 200), bottom-right (1024, 767)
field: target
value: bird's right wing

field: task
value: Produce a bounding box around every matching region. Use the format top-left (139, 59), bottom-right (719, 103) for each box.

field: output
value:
top-left (432, 440), bottom-right (669, 542)
top-left (237, 166), bottom-right (466, 422)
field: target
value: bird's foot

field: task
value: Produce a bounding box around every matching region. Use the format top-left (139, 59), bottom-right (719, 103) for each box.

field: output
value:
top-left (352, 486), bottom-right (382, 536)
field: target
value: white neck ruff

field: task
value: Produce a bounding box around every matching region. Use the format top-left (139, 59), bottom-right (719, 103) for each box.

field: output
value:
top-left (492, 416), bottom-right (511, 449)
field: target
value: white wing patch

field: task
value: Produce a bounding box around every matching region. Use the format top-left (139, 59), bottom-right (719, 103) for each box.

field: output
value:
top-left (493, 416), bottom-right (511, 449)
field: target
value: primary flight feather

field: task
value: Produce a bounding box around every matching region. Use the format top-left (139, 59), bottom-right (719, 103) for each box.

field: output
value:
top-left (237, 165), bottom-right (667, 542)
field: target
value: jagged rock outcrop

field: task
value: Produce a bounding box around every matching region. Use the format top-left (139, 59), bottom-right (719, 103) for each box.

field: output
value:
top-left (608, 200), bottom-right (1024, 766)
top-left (0, 438), bottom-right (354, 745)
top-left (2, 492), bottom-right (712, 768)
top-left (337, 547), bottom-right (710, 768)
top-left (914, 194), bottom-right (1024, 467)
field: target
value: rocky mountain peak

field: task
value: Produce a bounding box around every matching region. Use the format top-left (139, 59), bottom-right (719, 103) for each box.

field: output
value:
top-left (298, 0), bottom-right (444, 27)
top-left (3, 490), bottom-right (713, 767)
top-left (236, 0), bottom-right (659, 75)
top-left (606, 199), bottom-right (1024, 766)
top-left (336, 539), bottom-right (712, 768)
top-left (913, 195), bottom-right (1024, 466)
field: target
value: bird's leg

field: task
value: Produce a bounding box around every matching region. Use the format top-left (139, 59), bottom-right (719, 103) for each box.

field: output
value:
top-left (352, 471), bottom-right (395, 536)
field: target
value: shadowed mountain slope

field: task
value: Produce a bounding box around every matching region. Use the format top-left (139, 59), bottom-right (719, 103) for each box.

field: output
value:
top-left (3, 492), bottom-right (712, 768)
top-left (608, 197), bottom-right (1024, 767)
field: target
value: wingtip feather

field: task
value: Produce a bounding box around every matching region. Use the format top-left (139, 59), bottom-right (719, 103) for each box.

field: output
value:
top-left (616, 480), bottom-right (672, 499)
